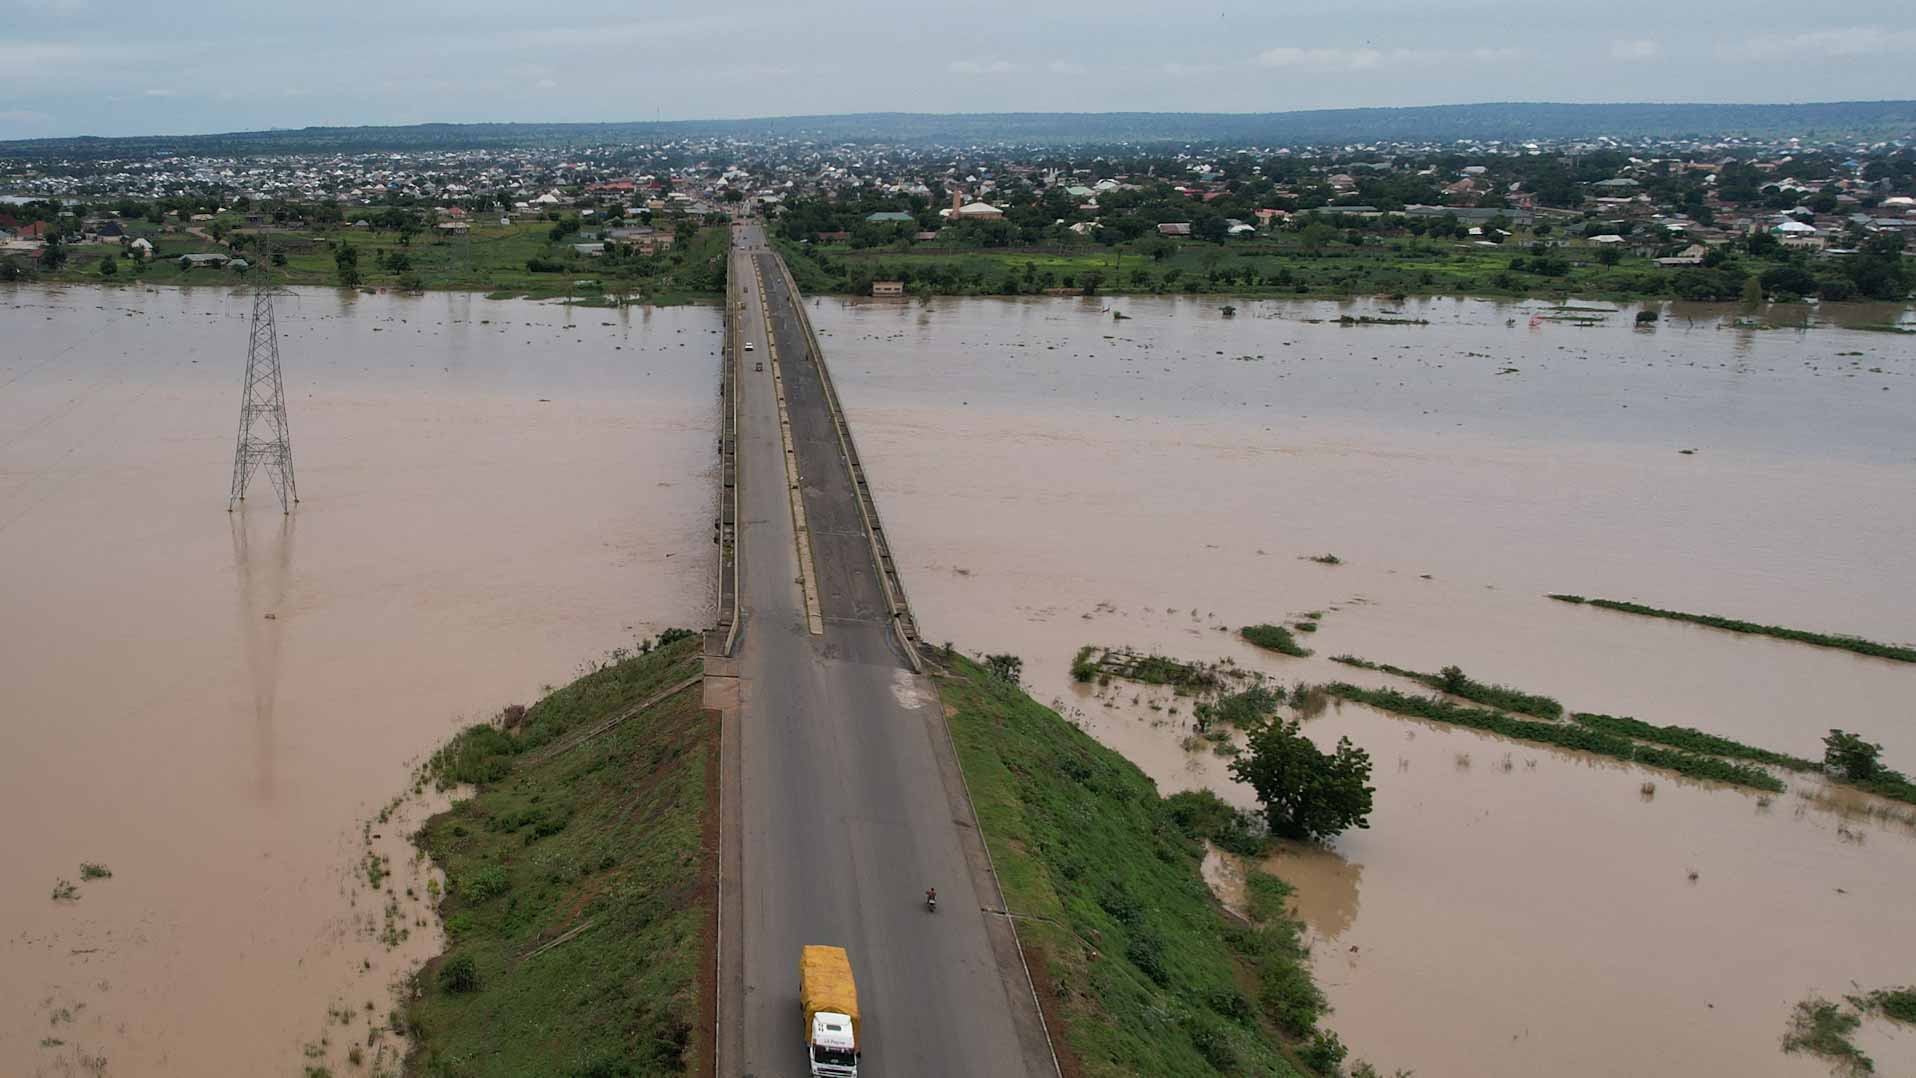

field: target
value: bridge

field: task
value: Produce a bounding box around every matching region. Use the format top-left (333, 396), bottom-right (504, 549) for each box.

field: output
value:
top-left (704, 222), bottom-right (1058, 1077)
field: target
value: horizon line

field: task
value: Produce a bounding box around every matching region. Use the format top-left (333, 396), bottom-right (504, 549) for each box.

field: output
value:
top-left (8, 98), bottom-right (1915, 146)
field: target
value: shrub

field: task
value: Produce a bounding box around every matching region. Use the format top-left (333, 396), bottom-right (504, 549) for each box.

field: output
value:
top-left (1202, 685), bottom-right (1281, 730)
top-left (1301, 1029), bottom-right (1348, 1073)
top-left (1207, 987), bottom-right (1253, 1023)
top-left (1289, 682), bottom-right (1328, 718)
top-left (1125, 929), bottom-right (1170, 985)
top-left (1428, 664), bottom-right (1562, 719)
top-left (458, 865), bottom-right (510, 901)
top-left (1257, 959), bottom-right (1326, 1035)
top-left (1824, 729), bottom-right (1885, 781)
top-left (1244, 871), bottom-right (1292, 926)
top-left (1241, 624), bottom-right (1311, 658)
top-left (438, 954), bottom-right (480, 994)
top-left (984, 653), bottom-right (1023, 683)
top-left (1870, 987), bottom-right (1916, 1024)
top-left (1164, 789), bottom-right (1268, 857)
top-left (429, 723), bottom-right (518, 788)
top-left (1098, 881), bottom-right (1144, 928)
top-left (1781, 997), bottom-right (1865, 1071)
top-left (1184, 1014), bottom-right (1240, 1070)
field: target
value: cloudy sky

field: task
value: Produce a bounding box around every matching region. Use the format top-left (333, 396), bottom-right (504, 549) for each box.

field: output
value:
top-left (4, 0), bottom-right (1914, 139)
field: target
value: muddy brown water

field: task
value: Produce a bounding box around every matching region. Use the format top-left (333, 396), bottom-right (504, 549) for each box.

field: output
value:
top-left (1, 285), bottom-right (718, 1074)
top-left (815, 293), bottom-right (1916, 1077)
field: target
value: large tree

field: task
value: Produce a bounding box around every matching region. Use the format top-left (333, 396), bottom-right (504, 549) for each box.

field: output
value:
top-left (1230, 717), bottom-right (1374, 842)
top-left (1824, 730), bottom-right (1885, 781)
top-left (334, 242), bottom-right (360, 287)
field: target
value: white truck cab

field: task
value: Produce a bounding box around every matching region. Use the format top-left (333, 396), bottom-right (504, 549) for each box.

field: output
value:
top-left (810, 1012), bottom-right (858, 1076)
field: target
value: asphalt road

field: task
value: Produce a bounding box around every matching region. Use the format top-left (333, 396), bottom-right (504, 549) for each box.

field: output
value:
top-left (726, 223), bottom-right (1045, 1078)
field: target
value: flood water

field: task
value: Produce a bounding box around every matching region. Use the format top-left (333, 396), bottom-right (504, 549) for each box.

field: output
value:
top-left (0, 284), bottom-right (719, 1075)
top-left (815, 293), bottom-right (1916, 1077)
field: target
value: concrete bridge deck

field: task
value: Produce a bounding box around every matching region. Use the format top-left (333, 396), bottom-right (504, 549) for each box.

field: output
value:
top-left (710, 221), bottom-right (1056, 1078)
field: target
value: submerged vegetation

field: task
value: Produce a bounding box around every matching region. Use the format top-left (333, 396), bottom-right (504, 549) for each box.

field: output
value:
top-left (1330, 656), bottom-right (1562, 719)
top-left (1197, 685), bottom-right (1285, 733)
top-left (1323, 683), bottom-right (1786, 792)
top-left (407, 633), bottom-right (710, 1077)
top-left (1782, 985), bottom-right (1916, 1076)
top-left (940, 654), bottom-right (1344, 1076)
top-left (1783, 997), bottom-right (1871, 1076)
top-left (1330, 652), bottom-right (1916, 806)
top-left (1855, 987), bottom-right (1916, 1025)
top-left (1572, 712), bottom-right (1819, 771)
top-left (1547, 595), bottom-right (1916, 663)
top-left (1242, 624), bottom-right (1313, 658)
top-left (1821, 730), bottom-right (1916, 807)
top-left (1078, 645), bottom-right (1226, 690)
top-left (1166, 788), bottom-right (1271, 859)
top-left (1070, 644), bottom-right (1102, 683)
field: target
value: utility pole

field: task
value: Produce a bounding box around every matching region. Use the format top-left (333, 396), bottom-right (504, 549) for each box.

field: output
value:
top-left (227, 287), bottom-right (299, 512)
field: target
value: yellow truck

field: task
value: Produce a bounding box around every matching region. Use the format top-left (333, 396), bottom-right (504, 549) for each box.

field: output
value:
top-left (800, 945), bottom-right (861, 1077)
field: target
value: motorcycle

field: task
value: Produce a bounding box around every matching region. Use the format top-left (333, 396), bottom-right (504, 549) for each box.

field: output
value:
top-left (925, 889), bottom-right (937, 913)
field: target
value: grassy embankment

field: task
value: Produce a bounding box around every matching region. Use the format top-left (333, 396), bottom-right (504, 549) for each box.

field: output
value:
top-left (1547, 595), bottom-right (1916, 664)
top-left (32, 220), bottom-right (731, 303)
top-left (777, 234), bottom-right (1811, 303)
top-left (404, 633), bottom-right (711, 1077)
top-left (941, 655), bottom-right (1353, 1077)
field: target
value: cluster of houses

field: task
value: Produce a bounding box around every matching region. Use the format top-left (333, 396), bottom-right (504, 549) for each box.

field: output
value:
top-left (782, 146), bottom-right (1915, 261)
top-left (4, 131), bottom-right (1912, 275)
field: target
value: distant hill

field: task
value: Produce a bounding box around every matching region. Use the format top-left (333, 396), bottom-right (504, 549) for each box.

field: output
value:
top-left (4, 101), bottom-right (1913, 159)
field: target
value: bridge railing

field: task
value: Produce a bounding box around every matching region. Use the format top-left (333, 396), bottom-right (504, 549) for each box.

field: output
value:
top-left (712, 245), bottom-right (743, 658)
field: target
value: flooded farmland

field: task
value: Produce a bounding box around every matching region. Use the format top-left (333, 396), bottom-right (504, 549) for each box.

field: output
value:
top-left (816, 293), bottom-right (1916, 1077)
top-left (0, 285), bottom-right (719, 1075)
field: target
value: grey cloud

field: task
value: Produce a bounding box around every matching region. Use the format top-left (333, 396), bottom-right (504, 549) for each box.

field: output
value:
top-left (1, 0), bottom-right (1911, 139)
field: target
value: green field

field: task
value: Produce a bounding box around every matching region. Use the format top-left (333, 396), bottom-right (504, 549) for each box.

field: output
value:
top-left (29, 219), bottom-right (730, 304)
top-left (777, 233), bottom-right (1817, 304)
top-left (405, 633), bottom-right (711, 1077)
top-left (940, 653), bottom-right (1353, 1077)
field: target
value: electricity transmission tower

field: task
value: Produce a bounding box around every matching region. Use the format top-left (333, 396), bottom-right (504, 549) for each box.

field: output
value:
top-left (227, 287), bottom-right (299, 512)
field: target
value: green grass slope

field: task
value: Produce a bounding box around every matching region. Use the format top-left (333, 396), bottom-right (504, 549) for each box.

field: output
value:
top-left (405, 633), bottom-right (712, 1078)
top-left (940, 655), bottom-right (1342, 1078)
